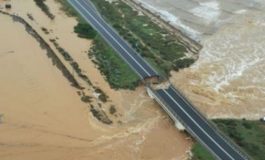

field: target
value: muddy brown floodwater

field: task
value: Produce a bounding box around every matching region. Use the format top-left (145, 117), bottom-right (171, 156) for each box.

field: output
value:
top-left (134, 0), bottom-right (265, 120)
top-left (171, 10), bottom-right (265, 119)
top-left (0, 0), bottom-right (191, 160)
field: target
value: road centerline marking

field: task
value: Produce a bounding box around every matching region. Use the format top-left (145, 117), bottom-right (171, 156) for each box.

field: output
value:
top-left (72, 0), bottom-right (152, 77)
top-left (162, 89), bottom-right (235, 160)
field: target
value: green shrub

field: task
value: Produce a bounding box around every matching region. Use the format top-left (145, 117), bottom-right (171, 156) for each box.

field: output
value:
top-left (192, 120), bottom-right (265, 160)
top-left (90, 0), bottom-right (191, 75)
top-left (90, 36), bottom-right (140, 89)
top-left (109, 105), bottom-right (117, 115)
top-left (74, 23), bottom-right (97, 39)
top-left (34, 0), bottom-right (55, 20)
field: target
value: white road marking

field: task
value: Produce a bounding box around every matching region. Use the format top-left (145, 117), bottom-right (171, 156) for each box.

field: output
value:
top-left (162, 90), bottom-right (235, 160)
top-left (82, 0), bottom-right (158, 75)
top-left (169, 85), bottom-right (244, 158)
top-left (66, 1), bottom-right (244, 159)
top-left (71, 0), bottom-right (152, 77)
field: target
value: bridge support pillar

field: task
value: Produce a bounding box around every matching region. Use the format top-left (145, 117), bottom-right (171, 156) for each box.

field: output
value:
top-left (175, 120), bottom-right (185, 131)
top-left (146, 87), bottom-right (155, 99)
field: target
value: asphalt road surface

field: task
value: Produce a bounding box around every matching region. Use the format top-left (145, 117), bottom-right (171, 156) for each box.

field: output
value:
top-left (68, 0), bottom-right (249, 159)
top-left (68, 0), bottom-right (158, 79)
top-left (155, 85), bottom-right (247, 160)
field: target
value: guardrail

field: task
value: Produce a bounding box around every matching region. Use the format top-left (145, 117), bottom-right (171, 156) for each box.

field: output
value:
top-left (147, 86), bottom-right (223, 160)
top-left (67, 1), bottom-right (250, 159)
top-left (148, 85), bottom-right (250, 160)
top-left (169, 85), bottom-right (251, 160)
top-left (147, 86), bottom-right (186, 128)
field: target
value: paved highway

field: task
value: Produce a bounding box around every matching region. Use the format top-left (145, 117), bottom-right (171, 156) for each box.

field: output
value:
top-left (68, 0), bottom-right (158, 79)
top-left (155, 85), bottom-right (247, 160)
top-left (68, 0), bottom-right (249, 159)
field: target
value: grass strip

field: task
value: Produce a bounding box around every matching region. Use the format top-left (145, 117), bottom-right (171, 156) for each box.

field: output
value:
top-left (55, 0), bottom-right (140, 89)
top-left (90, 0), bottom-right (195, 75)
top-left (191, 120), bottom-right (265, 160)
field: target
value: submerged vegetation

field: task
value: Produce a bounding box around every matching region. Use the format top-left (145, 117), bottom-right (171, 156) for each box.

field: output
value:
top-left (56, 0), bottom-right (140, 89)
top-left (55, 0), bottom-right (79, 17)
top-left (90, 105), bottom-right (113, 125)
top-left (73, 22), bottom-right (140, 89)
top-left (50, 39), bottom-right (92, 86)
top-left (33, 0), bottom-right (55, 20)
top-left (55, 0), bottom-right (196, 89)
top-left (54, 0), bottom-right (199, 90)
top-left (192, 120), bottom-right (265, 160)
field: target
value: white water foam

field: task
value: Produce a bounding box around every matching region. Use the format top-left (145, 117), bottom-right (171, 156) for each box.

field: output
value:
top-left (193, 11), bottom-right (265, 93)
top-left (209, 57), bottom-right (263, 92)
top-left (136, 0), bottom-right (201, 40)
top-left (190, 1), bottom-right (220, 24)
top-left (234, 9), bottom-right (247, 14)
top-left (158, 10), bottom-right (201, 40)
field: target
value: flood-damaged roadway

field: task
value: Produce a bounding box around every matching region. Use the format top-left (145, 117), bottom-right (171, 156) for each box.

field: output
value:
top-left (68, 0), bottom-right (250, 159)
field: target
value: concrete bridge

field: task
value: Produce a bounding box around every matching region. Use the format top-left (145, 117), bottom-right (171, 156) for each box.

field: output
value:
top-left (68, 0), bottom-right (250, 159)
top-left (147, 84), bottom-right (249, 160)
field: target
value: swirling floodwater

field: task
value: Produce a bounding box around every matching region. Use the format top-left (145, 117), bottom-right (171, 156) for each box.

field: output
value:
top-left (0, 1), bottom-right (191, 160)
top-left (172, 8), bottom-right (265, 119)
top-left (135, 0), bottom-right (265, 119)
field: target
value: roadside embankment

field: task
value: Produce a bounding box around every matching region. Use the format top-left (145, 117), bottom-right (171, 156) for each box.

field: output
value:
top-left (86, 0), bottom-right (199, 77)
top-left (123, 0), bottom-right (202, 54)
top-left (192, 120), bottom-right (265, 160)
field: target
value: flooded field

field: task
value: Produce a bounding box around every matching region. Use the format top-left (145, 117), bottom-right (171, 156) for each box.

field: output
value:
top-left (135, 0), bottom-right (265, 119)
top-left (0, 0), bottom-right (191, 159)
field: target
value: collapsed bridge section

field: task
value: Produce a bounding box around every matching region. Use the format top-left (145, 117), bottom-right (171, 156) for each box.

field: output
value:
top-left (68, 0), bottom-right (250, 159)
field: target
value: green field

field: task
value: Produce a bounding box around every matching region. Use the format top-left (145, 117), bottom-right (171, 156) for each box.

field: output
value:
top-left (191, 120), bottom-right (265, 160)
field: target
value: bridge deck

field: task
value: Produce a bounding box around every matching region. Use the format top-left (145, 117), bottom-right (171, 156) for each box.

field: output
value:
top-left (154, 85), bottom-right (248, 160)
top-left (68, 1), bottom-right (250, 159)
